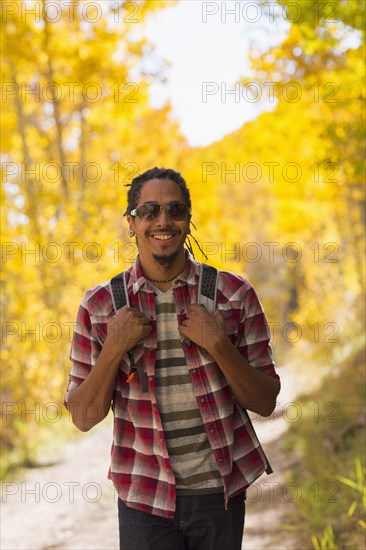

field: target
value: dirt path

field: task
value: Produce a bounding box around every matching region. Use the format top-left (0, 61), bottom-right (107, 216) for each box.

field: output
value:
top-left (242, 363), bottom-right (304, 549)
top-left (1, 364), bottom-right (307, 550)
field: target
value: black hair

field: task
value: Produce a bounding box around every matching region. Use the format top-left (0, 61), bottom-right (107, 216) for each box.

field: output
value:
top-left (124, 167), bottom-right (191, 215)
top-left (124, 166), bottom-right (207, 260)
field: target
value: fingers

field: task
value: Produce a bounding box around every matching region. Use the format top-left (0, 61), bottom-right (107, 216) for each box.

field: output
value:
top-left (187, 304), bottom-right (210, 318)
top-left (108, 308), bottom-right (151, 335)
top-left (188, 304), bottom-right (205, 311)
top-left (117, 307), bottom-right (145, 317)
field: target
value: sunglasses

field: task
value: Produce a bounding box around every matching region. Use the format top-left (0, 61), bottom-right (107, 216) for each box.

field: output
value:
top-left (130, 201), bottom-right (190, 221)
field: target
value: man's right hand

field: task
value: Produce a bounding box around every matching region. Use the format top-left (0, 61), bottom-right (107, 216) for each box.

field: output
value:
top-left (105, 307), bottom-right (152, 358)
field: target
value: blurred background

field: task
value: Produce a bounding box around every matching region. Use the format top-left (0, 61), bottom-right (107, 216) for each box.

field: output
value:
top-left (1, 1), bottom-right (365, 548)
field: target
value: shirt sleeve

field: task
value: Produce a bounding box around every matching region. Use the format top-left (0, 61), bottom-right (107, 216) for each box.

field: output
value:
top-left (236, 283), bottom-right (280, 386)
top-left (64, 291), bottom-right (103, 404)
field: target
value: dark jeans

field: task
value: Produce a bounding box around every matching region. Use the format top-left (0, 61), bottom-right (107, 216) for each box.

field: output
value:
top-left (118, 492), bottom-right (245, 550)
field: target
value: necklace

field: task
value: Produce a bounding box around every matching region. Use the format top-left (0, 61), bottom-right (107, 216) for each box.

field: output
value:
top-left (146, 267), bottom-right (185, 284)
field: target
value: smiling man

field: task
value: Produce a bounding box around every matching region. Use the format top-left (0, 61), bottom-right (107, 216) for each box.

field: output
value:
top-left (65, 167), bottom-right (281, 550)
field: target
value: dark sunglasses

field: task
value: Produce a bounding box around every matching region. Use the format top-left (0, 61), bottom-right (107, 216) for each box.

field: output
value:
top-left (130, 201), bottom-right (190, 221)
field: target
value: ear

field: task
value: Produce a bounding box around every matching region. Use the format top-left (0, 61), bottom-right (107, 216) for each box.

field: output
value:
top-left (127, 214), bottom-right (135, 230)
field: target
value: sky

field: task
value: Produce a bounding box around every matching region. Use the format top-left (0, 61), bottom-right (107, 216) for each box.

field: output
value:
top-left (144, 1), bottom-right (290, 146)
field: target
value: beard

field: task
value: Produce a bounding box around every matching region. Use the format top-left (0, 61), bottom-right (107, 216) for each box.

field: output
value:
top-left (152, 249), bottom-right (179, 267)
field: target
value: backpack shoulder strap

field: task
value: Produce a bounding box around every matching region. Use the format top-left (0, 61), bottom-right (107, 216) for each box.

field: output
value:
top-left (110, 271), bottom-right (130, 313)
top-left (111, 264), bottom-right (219, 314)
top-left (109, 273), bottom-right (149, 393)
top-left (198, 264), bottom-right (273, 475)
top-left (198, 263), bottom-right (219, 314)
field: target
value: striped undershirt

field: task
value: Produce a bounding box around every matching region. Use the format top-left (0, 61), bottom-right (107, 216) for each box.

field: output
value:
top-left (153, 284), bottom-right (224, 495)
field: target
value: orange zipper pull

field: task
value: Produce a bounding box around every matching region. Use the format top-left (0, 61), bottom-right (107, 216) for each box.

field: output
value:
top-left (126, 370), bottom-right (137, 383)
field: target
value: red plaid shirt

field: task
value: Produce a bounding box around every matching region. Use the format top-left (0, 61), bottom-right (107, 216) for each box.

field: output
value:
top-left (66, 250), bottom-right (280, 519)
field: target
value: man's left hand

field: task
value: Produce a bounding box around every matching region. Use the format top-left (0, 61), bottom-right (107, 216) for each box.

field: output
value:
top-left (178, 304), bottom-right (227, 353)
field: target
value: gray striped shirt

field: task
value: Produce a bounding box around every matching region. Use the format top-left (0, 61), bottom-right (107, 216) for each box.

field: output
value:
top-left (153, 285), bottom-right (224, 494)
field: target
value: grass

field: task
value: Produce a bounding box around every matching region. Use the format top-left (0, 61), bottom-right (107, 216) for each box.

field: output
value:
top-left (281, 345), bottom-right (365, 549)
top-left (1, 414), bottom-right (79, 481)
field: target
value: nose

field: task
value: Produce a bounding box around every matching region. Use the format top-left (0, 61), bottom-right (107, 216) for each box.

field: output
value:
top-left (155, 206), bottom-right (170, 225)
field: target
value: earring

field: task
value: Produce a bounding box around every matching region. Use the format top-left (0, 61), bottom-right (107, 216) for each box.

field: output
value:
top-left (129, 230), bottom-right (134, 237)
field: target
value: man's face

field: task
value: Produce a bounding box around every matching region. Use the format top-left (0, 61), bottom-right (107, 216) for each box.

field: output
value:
top-left (127, 178), bottom-right (191, 267)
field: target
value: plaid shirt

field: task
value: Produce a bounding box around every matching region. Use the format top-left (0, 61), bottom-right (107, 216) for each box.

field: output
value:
top-left (66, 250), bottom-right (280, 519)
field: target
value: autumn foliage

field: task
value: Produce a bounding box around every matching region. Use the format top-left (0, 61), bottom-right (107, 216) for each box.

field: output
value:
top-left (1, 0), bottom-right (365, 510)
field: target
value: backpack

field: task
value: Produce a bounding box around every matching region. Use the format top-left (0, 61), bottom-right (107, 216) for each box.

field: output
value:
top-left (109, 263), bottom-right (273, 474)
top-left (109, 263), bottom-right (218, 394)
top-left (110, 263), bottom-right (219, 313)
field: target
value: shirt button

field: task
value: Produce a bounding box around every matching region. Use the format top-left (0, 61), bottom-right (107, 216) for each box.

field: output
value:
top-left (210, 428), bottom-right (215, 434)
top-left (180, 309), bottom-right (184, 314)
top-left (149, 376), bottom-right (154, 381)
top-left (192, 369), bottom-right (196, 374)
top-left (200, 398), bottom-right (205, 403)
top-left (166, 468), bottom-right (171, 473)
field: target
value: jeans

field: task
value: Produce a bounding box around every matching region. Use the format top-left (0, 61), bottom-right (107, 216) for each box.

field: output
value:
top-left (118, 492), bottom-right (245, 550)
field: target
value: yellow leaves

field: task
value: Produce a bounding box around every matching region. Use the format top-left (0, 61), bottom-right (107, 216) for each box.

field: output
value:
top-left (1, 0), bottom-right (189, 471)
top-left (1, 0), bottom-right (364, 481)
top-left (38, 52), bottom-right (48, 65)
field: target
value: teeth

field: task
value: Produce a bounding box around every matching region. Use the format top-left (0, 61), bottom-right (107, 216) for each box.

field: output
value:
top-left (152, 235), bottom-right (174, 240)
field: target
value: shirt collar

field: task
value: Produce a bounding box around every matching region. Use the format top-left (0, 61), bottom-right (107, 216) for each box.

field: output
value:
top-left (128, 249), bottom-right (199, 295)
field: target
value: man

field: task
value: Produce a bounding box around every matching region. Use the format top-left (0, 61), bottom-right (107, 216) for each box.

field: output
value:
top-left (65, 167), bottom-right (280, 550)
